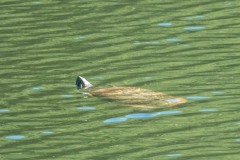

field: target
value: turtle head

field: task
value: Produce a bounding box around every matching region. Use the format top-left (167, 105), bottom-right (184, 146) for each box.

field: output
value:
top-left (76, 76), bottom-right (93, 89)
top-left (76, 76), bottom-right (84, 89)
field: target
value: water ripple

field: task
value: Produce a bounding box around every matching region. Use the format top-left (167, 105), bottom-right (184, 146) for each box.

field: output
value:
top-left (184, 26), bottom-right (205, 31)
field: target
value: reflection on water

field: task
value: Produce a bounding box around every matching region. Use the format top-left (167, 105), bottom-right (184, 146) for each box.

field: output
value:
top-left (166, 38), bottom-right (180, 42)
top-left (186, 96), bottom-right (210, 100)
top-left (158, 22), bottom-right (173, 27)
top-left (77, 106), bottom-right (96, 111)
top-left (195, 15), bottom-right (205, 19)
top-left (144, 76), bottom-right (153, 80)
top-left (167, 153), bottom-right (183, 157)
top-left (104, 117), bottom-right (128, 123)
top-left (199, 108), bottom-right (218, 113)
top-left (184, 26), bottom-right (205, 31)
top-left (0, 109), bottom-right (10, 113)
top-left (74, 35), bottom-right (86, 40)
top-left (186, 15), bottom-right (205, 20)
top-left (1, 0), bottom-right (240, 159)
top-left (42, 131), bottom-right (54, 135)
top-left (134, 41), bottom-right (160, 45)
top-left (157, 110), bottom-right (182, 115)
top-left (32, 86), bottom-right (45, 90)
top-left (212, 91), bottom-right (225, 95)
top-left (33, 2), bottom-right (41, 5)
top-left (62, 94), bottom-right (74, 98)
top-left (104, 110), bottom-right (182, 123)
top-left (125, 113), bottom-right (158, 119)
top-left (5, 135), bottom-right (25, 140)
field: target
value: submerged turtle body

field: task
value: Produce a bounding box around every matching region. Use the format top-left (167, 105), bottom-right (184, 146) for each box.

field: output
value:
top-left (91, 86), bottom-right (187, 109)
top-left (76, 76), bottom-right (187, 109)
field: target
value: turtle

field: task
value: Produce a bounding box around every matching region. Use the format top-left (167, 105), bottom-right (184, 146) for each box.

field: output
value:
top-left (76, 76), bottom-right (187, 109)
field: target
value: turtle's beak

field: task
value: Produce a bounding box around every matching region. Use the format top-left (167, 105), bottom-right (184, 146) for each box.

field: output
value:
top-left (76, 76), bottom-right (93, 89)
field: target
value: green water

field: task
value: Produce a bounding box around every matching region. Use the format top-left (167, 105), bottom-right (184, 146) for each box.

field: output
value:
top-left (1, 0), bottom-right (240, 159)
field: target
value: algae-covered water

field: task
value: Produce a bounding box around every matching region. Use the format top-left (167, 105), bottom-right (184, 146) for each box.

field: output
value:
top-left (1, 0), bottom-right (240, 159)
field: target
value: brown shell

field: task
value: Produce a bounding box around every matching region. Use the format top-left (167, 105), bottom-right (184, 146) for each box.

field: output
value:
top-left (90, 87), bottom-right (187, 109)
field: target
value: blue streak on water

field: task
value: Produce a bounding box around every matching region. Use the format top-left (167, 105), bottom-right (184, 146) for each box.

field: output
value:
top-left (167, 153), bottom-right (183, 157)
top-left (125, 113), bottom-right (158, 119)
top-left (184, 26), bottom-right (205, 31)
top-left (134, 41), bottom-right (141, 45)
top-left (187, 15), bottom-right (204, 20)
top-left (103, 110), bottom-right (182, 123)
top-left (90, 76), bottom-right (103, 80)
top-left (32, 86), bottom-right (45, 90)
top-left (78, 36), bottom-right (85, 39)
top-left (166, 38), bottom-right (180, 42)
top-left (33, 2), bottom-right (41, 5)
top-left (104, 117), bottom-right (127, 123)
top-left (224, 2), bottom-right (232, 6)
top-left (195, 15), bottom-right (205, 19)
top-left (75, 35), bottom-right (86, 40)
top-left (77, 106), bottom-right (96, 111)
top-left (235, 139), bottom-right (240, 142)
top-left (144, 76), bottom-right (153, 80)
top-left (126, 110), bottom-right (182, 119)
top-left (158, 22), bottom-right (172, 27)
top-left (62, 94), bottom-right (74, 98)
top-left (42, 131), bottom-right (54, 135)
top-left (0, 109), bottom-right (10, 113)
top-left (157, 110), bottom-right (182, 115)
top-left (186, 17), bottom-right (193, 20)
top-left (199, 108), bottom-right (217, 113)
top-left (144, 41), bottom-right (160, 45)
top-left (186, 96), bottom-right (210, 100)
top-left (134, 41), bottom-right (160, 45)
top-left (183, 44), bottom-right (190, 47)
top-left (212, 91), bottom-right (224, 95)
top-left (6, 135), bottom-right (25, 140)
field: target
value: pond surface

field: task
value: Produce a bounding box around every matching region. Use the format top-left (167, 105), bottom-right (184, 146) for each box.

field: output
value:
top-left (1, 0), bottom-right (240, 159)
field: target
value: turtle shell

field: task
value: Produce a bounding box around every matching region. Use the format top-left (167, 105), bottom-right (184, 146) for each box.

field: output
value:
top-left (90, 87), bottom-right (187, 109)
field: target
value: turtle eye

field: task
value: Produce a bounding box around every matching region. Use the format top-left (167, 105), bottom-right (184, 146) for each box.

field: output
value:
top-left (76, 76), bottom-right (83, 89)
